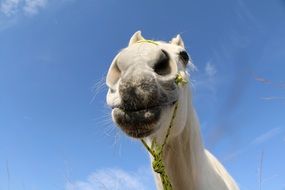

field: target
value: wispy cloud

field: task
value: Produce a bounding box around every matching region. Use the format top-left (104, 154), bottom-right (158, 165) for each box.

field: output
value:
top-left (254, 75), bottom-right (271, 84)
top-left (205, 62), bottom-right (217, 78)
top-left (192, 61), bottom-right (218, 94)
top-left (252, 127), bottom-right (282, 145)
top-left (0, 0), bottom-right (74, 31)
top-left (65, 167), bottom-right (155, 190)
top-left (254, 74), bottom-right (285, 88)
top-left (0, 0), bottom-right (21, 16)
top-left (260, 96), bottom-right (285, 101)
top-left (253, 74), bottom-right (285, 101)
top-left (225, 127), bottom-right (283, 161)
top-left (0, 0), bottom-right (47, 16)
top-left (23, 0), bottom-right (47, 15)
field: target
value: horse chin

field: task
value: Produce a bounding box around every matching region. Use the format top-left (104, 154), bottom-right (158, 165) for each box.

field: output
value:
top-left (112, 106), bottom-right (161, 138)
top-left (119, 124), bottom-right (159, 138)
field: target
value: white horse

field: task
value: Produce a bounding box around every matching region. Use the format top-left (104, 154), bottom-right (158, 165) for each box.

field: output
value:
top-left (106, 31), bottom-right (239, 190)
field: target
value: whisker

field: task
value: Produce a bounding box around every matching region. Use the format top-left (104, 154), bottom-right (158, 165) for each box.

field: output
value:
top-left (90, 75), bottom-right (107, 104)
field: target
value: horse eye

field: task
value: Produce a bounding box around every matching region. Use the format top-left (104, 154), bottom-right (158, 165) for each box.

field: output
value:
top-left (179, 51), bottom-right (189, 65)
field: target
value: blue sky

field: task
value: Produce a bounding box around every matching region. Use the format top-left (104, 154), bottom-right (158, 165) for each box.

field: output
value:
top-left (0, 0), bottom-right (285, 189)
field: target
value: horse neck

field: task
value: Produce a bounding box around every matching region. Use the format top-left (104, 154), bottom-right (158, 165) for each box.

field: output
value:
top-left (149, 88), bottom-right (212, 190)
top-left (162, 97), bottom-right (208, 188)
top-left (153, 89), bottom-right (238, 190)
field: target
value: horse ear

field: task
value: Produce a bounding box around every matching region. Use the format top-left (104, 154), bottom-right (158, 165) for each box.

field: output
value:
top-left (129, 31), bottom-right (144, 46)
top-left (170, 34), bottom-right (185, 48)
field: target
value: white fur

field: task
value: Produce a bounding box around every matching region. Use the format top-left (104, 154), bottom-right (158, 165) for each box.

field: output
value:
top-left (106, 31), bottom-right (239, 190)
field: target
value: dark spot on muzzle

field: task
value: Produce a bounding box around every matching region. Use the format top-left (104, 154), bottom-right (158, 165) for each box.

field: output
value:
top-left (119, 75), bottom-right (159, 111)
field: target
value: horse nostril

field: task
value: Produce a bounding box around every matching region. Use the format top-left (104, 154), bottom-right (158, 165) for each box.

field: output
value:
top-left (154, 50), bottom-right (171, 76)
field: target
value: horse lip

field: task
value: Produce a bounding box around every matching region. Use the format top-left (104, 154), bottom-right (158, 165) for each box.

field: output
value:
top-left (111, 101), bottom-right (177, 138)
top-left (111, 100), bottom-right (177, 112)
top-left (118, 105), bottom-right (161, 113)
